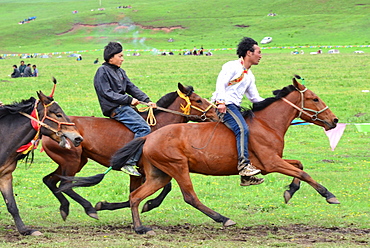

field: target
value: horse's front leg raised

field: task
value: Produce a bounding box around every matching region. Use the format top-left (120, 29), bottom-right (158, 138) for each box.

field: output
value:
top-left (265, 156), bottom-right (340, 204)
top-left (1, 166), bottom-right (42, 236)
top-left (283, 159), bottom-right (303, 204)
top-left (43, 171), bottom-right (71, 221)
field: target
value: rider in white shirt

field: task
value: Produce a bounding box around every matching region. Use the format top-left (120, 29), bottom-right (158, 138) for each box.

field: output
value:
top-left (212, 37), bottom-right (265, 186)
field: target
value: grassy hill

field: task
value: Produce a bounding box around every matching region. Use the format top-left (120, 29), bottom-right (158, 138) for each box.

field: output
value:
top-left (1, 0), bottom-right (369, 54)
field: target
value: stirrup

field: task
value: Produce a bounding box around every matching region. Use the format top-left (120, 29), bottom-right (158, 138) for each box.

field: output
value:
top-left (240, 176), bottom-right (264, 186)
top-left (121, 165), bottom-right (141, 177)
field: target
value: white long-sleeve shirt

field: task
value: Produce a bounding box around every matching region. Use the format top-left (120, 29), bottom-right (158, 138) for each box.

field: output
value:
top-left (212, 59), bottom-right (264, 106)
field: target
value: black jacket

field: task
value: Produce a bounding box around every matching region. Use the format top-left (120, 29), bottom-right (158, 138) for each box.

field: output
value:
top-left (94, 62), bottom-right (150, 117)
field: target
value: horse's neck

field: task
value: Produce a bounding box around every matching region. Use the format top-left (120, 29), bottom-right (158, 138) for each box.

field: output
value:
top-left (252, 93), bottom-right (299, 136)
top-left (0, 117), bottom-right (36, 155)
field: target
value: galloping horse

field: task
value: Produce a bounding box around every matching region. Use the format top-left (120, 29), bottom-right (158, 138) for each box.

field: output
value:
top-left (0, 84), bottom-right (83, 236)
top-left (41, 83), bottom-right (218, 221)
top-left (108, 76), bottom-right (339, 234)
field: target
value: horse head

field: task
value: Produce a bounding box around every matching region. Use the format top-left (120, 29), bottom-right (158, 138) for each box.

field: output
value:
top-left (36, 91), bottom-right (83, 148)
top-left (177, 83), bottom-right (219, 122)
top-left (291, 76), bottom-right (338, 130)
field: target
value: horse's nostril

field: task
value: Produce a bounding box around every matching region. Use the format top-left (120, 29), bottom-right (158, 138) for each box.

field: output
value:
top-left (334, 118), bottom-right (339, 124)
top-left (75, 137), bottom-right (84, 143)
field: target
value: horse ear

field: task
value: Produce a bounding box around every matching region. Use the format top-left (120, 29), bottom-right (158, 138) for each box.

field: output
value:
top-left (37, 91), bottom-right (47, 103)
top-left (37, 91), bottom-right (52, 105)
top-left (178, 82), bottom-right (185, 93)
top-left (293, 76), bottom-right (305, 90)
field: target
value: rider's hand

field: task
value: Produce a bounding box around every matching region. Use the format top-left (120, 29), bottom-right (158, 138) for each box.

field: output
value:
top-left (131, 98), bottom-right (139, 106)
top-left (148, 101), bottom-right (157, 108)
top-left (217, 103), bottom-right (226, 113)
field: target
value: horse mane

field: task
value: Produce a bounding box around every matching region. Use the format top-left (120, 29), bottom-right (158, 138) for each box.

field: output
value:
top-left (0, 97), bottom-right (36, 119)
top-left (241, 85), bottom-right (297, 118)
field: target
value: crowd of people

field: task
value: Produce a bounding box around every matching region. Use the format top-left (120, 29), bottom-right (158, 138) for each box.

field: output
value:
top-left (10, 61), bottom-right (38, 78)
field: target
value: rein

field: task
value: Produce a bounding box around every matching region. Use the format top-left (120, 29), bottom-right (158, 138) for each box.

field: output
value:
top-left (138, 90), bottom-right (216, 126)
top-left (282, 87), bottom-right (329, 123)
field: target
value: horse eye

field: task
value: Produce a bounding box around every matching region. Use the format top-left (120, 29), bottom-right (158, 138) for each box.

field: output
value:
top-left (313, 98), bottom-right (319, 102)
top-left (196, 99), bottom-right (202, 103)
top-left (55, 113), bottom-right (63, 118)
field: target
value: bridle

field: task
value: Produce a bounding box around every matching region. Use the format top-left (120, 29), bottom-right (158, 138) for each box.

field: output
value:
top-left (20, 99), bottom-right (75, 136)
top-left (281, 87), bottom-right (329, 123)
top-left (176, 89), bottom-right (215, 121)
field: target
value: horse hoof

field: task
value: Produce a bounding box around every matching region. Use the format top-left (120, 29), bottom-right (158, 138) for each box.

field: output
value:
top-left (60, 210), bottom-right (68, 221)
top-left (95, 202), bottom-right (102, 211)
top-left (146, 230), bottom-right (156, 236)
top-left (142, 202), bottom-right (150, 213)
top-left (31, 231), bottom-right (43, 236)
top-left (283, 191), bottom-right (292, 204)
top-left (223, 219), bottom-right (236, 227)
top-left (88, 212), bottom-right (99, 220)
top-left (95, 201), bottom-right (107, 211)
top-left (327, 197), bottom-right (340, 204)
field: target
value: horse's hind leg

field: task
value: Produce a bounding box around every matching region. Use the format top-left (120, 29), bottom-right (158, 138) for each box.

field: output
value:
top-left (130, 167), bottom-right (172, 235)
top-left (283, 159), bottom-right (303, 204)
top-left (1, 163), bottom-right (42, 236)
top-left (172, 169), bottom-right (236, 227)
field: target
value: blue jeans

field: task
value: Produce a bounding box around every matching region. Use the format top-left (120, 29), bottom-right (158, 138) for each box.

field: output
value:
top-left (222, 104), bottom-right (250, 164)
top-left (111, 105), bottom-right (151, 164)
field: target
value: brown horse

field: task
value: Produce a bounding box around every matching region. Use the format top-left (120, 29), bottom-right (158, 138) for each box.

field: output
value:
top-left (41, 83), bottom-right (218, 221)
top-left (0, 83), bottom-right (82, 236)
top-left (109, 77), bottom-right (339, 234)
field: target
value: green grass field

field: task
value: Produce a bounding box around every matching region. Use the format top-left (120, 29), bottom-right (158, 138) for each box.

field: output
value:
top-left (0, 52), bottom-right (369, 247)
top-left (0, 0), bottom-right (369, 247)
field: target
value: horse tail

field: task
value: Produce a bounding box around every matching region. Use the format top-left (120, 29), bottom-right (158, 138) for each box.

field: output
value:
top-left (56, 137), bottom-right (147, 193)
top-left (111, 137), bottom-right (147, 170)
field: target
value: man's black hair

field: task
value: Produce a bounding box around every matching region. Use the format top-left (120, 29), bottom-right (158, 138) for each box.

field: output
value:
top-left (104, 42), bottom-right (123, 62)
top-left (236, 37), bottom-right (258, 58)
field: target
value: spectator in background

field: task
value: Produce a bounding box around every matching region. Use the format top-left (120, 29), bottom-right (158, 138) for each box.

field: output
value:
top-left (19, 61), bottom-right (26, 76)
top-left (11, 65), bottom-right (21, 78)
top-left (23, 64), bottom-right (32, 77)
top-left (77, 55), bottom-right (82, 61)
top-left (32, 65), bottom-right (38, 77)
top-left (94, 58), bottom-right (99, 64)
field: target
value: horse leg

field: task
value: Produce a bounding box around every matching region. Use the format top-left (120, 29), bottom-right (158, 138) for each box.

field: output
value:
top-left (43, 159), bottom-right (97, 220)
top-left (173, 172), bottom-right (236, 227)
top-left (283, 159), bottom-right (303, 204)
top-left (142, 182), bottom-right (172, 213)
top-left (94, 175), bottom-right (143, 211)
top-left (43, 170), bottom-right (71, 221)
top-left (266, 157), bottom-right (339, 204)
top-left (0, 164), bottom-right (42, 236)
top-left (59, 180), bottom-right (98, 220)
top-left (130, 168), bottom-right (172, 235)
top-left (95, 175), bottom-right (172, 213)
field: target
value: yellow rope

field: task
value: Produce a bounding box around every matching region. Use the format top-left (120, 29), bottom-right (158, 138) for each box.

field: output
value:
top-left (176, 89), bottom-right (191, 115)
top-left (138, 105), bottom-right (156, 126)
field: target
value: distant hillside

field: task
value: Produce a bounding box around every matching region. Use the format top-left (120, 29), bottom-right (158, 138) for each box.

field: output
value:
top-left (1, 0), bottom-right (369, 53)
